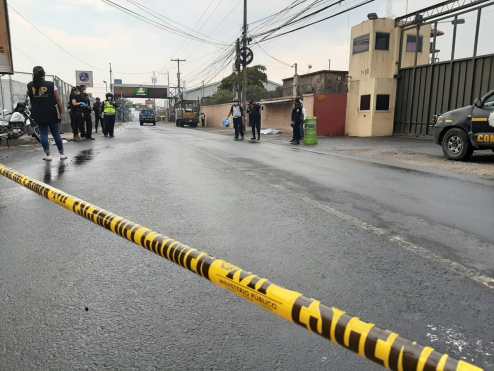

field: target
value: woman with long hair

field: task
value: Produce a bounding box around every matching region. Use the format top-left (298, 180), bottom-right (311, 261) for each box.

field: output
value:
top-left (27, 66), bottom-right (67, 161)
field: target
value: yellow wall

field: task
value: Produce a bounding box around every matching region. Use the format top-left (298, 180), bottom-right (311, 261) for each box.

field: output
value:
top-left (346, 18), bottom-right (431, 137)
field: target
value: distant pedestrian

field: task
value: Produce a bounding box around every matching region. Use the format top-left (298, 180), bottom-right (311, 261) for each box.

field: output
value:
top-left (248, 100), bottom-right (262, 141)
top-left (291, 97), bottom-right (304, 145)
top-left (27, 66), bottom-right (67, 161)
top-left (93, 97), bottom-right (102, 133)
top-left (79, 85), bottom-right (94, 140)
top-left (200, 112), bottom-right (206, 127)
top-left (229, 100), bottom-right (244, 140)
top-left (102, 93), bottom-right (117, 138)
top-left (69, 86), bottom-right (83, 141)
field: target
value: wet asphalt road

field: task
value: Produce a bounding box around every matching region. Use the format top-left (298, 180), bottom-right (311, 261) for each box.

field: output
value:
top-left (0, 122), bottom-right (493, 370)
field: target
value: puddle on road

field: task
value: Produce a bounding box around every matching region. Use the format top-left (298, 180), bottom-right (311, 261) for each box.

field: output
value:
top-left (43, 161), bottom-right (67, 184)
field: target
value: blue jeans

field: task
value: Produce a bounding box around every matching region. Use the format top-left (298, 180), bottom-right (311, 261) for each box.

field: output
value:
top-left (40, 121), bottom-right (64, 155)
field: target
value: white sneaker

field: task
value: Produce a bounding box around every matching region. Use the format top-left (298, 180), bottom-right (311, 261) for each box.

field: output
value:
top-left (60, 154), bottom-right (68, 161)
top-left (43, 155), bottom-right (53, 162)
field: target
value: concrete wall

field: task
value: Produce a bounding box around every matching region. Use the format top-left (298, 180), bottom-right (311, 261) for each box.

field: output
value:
top-left (201, 103), bottom-right (231, 128)
top-left (260, 94), bottom-right (315, 133)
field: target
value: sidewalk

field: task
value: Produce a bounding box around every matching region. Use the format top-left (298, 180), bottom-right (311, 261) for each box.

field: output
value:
top-left (203, 126), bottom-right (494, 181)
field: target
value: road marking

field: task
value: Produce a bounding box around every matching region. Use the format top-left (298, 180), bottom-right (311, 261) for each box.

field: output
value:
top-left (299, 195), bottom-right (494, 290)
top-left (198, 145), bottom-right (494, 290)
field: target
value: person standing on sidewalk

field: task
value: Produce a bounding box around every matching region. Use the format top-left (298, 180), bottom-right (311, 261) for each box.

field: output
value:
top-left (93, 97), bottom-right (103, 134)
top-left (229, 100), bottom-right (244, 141)
top-left (248, 100), bottom-right (262, 141)
top-left (27, 66), bottom-right (67, 161)
top-left (290, 97), bottom-right (304, 145)
top-left (69, 86), bottom-right (83, 141)
top-left (102, 93), bottom-right (117, 138)
top-left (80, 85), bottom-right (94, 140)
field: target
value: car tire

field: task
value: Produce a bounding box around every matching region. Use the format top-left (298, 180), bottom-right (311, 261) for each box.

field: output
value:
top-left (441, 128), bottom-right (472, 161)
top-left (153, 122), bottom-right (156, 126)
top-left (140, 122), bottom-right (143, 126)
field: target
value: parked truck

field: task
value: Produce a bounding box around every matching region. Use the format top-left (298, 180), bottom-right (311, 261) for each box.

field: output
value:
top-left (175, 100), bottom-right (200, 128)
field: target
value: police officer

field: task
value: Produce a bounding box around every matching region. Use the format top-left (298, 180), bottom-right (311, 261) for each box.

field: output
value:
top-left (291, 97), bottom-right (304, 145)
top-left (27, 66), bottom-right (67, 161)
top-left (102, 93), bottom-right (117, 138)
top-left (248, 100), bottom-right (262, 141)
top-left (93, 97), bottom-right (102, 133)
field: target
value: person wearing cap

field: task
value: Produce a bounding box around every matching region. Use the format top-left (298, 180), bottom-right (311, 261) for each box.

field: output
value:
top-left (228, 100), bottom-right (244, 140)
top-left (102, 93), bottom-right (117, 138)
top-left (27, 66), bottom-right (67, 161)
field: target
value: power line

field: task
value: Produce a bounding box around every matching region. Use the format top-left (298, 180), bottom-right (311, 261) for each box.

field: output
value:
top-left (255, 44), bottom-right (292, 67)
top-left (256, 0), bottom-right (375, 43)
top-left (100, 0), bottom-right (229, 46)
top-left (254, 0), bottom-right (347, 39)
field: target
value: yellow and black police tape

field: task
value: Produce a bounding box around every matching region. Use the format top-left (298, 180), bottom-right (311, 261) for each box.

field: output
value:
top-left (0, 163), bottom-right (483, 371)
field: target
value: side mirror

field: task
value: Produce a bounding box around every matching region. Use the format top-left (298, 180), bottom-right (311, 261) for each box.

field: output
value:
top-left (474, 98), bottom-right (482, 108)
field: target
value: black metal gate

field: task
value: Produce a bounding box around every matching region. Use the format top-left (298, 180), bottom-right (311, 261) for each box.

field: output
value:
top-left (394, 54), bottom-right (494, 136)
top-left (393, 0), bottom-right (494, 136)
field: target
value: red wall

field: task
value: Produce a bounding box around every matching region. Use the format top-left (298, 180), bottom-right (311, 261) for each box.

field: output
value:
top-left (313, 94), bottom-right (347, 136)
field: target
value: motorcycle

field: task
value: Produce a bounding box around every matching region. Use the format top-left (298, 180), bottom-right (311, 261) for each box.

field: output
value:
top-left (0, 102), bottom-right (40, 144)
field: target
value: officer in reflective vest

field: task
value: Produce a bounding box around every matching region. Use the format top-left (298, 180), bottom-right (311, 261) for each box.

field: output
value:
top-left (102, 93), bottom-right (117, 138)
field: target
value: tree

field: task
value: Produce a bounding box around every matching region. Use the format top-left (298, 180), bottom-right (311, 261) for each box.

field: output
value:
top-left (206, 65), bottom-right (270, 104)
top-left (219, 65), bottom-right (268, 92)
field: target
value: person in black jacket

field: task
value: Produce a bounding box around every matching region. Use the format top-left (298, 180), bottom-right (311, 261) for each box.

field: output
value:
top-left (79, 85), bottom-right (94, 140)
top-left (27, 66), bottom-right (67, 161)
top-left (248, 101), bottom-right (262, 141)
top-left (291, 97), bottom-right (304, 145)
top-left (93, 97), bottom-right (102, 133)
top-left (69, 86), bottom-right (83, 141)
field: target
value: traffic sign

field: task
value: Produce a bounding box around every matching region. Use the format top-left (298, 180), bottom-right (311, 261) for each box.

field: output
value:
top-left (240, 47), bottom-right (253, 67)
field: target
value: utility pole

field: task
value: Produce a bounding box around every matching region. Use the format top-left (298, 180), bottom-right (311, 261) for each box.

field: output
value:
top-left (152, 71), bottom-right (157, 110)
top-left (201, 80), bottom-right (205, 102)
top-left (109, 62), bottom-right (113, 94)
top-left (292, 63), bottom-right (299, 97)
top-left (242, 0), bottom-right (248, 119)
top-left (235, 39), bottom-right (241, 101)
top-left (171, 58), bottom-right (186, 101)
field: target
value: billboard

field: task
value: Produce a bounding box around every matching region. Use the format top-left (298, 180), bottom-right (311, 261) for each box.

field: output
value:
top-left (114, 84), bottom-right (168, 99)
top-left (75, 70), bottom-right (94, 87)
top-left (0, 0), bottom-right (13, 74)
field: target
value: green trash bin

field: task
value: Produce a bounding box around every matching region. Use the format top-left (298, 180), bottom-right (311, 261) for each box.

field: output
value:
top-left (304, 116), bottom-right (318, 145)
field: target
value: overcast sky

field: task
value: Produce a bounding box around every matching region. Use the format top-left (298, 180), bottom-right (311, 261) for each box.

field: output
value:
top-left (6, 0), bottom-right (479, 97)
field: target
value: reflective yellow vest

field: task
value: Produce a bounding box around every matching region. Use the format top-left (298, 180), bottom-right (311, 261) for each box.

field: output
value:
top-left (103, 101), bottom-right (116, 116)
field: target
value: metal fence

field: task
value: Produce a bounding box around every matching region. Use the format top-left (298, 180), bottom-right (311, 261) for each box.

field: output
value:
top-left (0, 71), bottom-right (73, 131)
top-left (394, 1), bottom-right (494, 136)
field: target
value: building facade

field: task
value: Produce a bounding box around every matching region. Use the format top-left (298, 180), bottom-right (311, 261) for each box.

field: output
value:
top-left (282, 70), bottom-right (348, 97)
